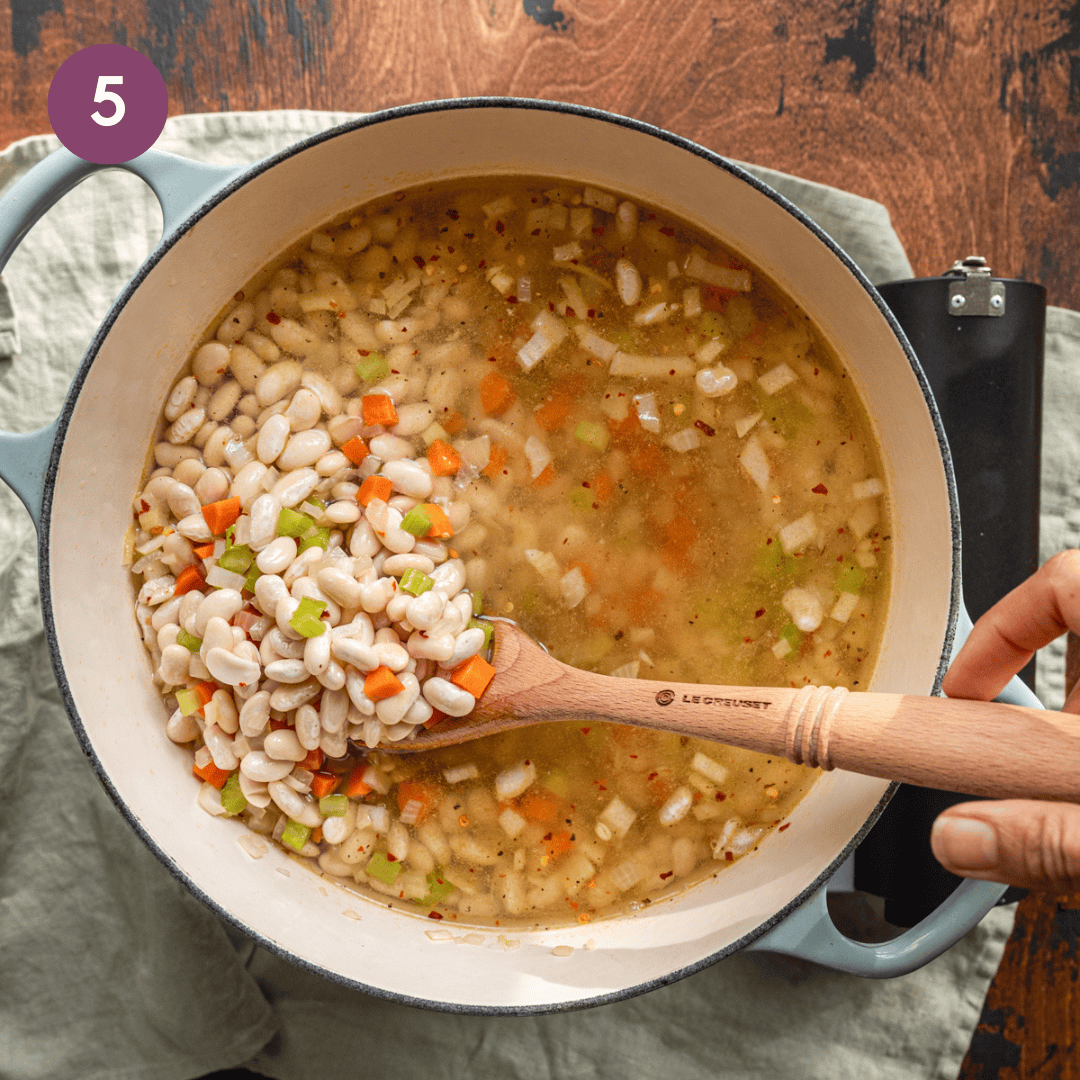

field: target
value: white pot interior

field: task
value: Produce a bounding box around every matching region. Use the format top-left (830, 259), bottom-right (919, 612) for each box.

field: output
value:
top-left (44, 106), bottom-right (955, 1009)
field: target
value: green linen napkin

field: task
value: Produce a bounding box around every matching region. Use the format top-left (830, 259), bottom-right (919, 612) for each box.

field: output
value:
top-left (0, 110), bottom-right (1031, 1080)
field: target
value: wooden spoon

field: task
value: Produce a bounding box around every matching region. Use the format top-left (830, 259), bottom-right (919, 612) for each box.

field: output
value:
top-left (389, 620), bottom-right (1080, 802)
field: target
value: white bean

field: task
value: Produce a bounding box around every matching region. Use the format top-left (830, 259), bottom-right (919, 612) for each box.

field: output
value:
top-left (373, 641), bottom-right (409, 671)
top-left (164, 376), bottom-right (198, 421)
top-left (304, 631), bottom-right (331, 676)
top-left (230, 344), bottom-right (266, 390)
top-left (405, 590), bottom-right (445, 631)
top-left (272, 467), bottom-right (319, 507)
top-left (278, 428), bottom-right (332, 470)
top-left (263, 728), bottom-right (307, 761)
top-left (431, 559), bottom-right (466, 600)
top-left (295, 703), bottom-right (322, 750)
top-left (422, 677), bottom-right (475, 716)
top-left (239, 750), bottom-right (293, 783)
top-left (157, 644), bottom-right (190, 686)
top-left (264, 658), bottom-right (309, 684)
top-left (205, 647), bottom-right (260, 687)
top-left (166, 708), bottom-right (200, 743)
top-left (267, 780), bottom-right (323, 828)
top-left (446, 627), bottom-right (486, 667)
top-left (194, 589), bottom-right (244, 636)
top-left (166, 406), bottom-right (206, 445)
top-left (374, 672), bottom-right (420, 724)
top-left (208, 379), bottom-right (243, 421)
top-left (269, 678), bottom-right (320, 712)
top-left (345, 668), bottom-right (377, 715)
top-left (204, 722), bottom-right (238, 771)
top-left (248, 493), bottom-right (282, 551)
top-left (194, 467), bottom-right (230, 506)
top-left (320, 687), bottom-right (349, 733)
top-left (391, 402), bottom-right (435, 437)
top-left (300, 371), bottom-right (343, 417)
top-left (615, 258), bottom-right (642, 306)
top-left (239, 691), bottom-right (271, 737)
top-left (256, 535), bottom-right (298, 575)
top-left (407, 630), bottom-right (455, 663)
top-left (217, 301), bottom-right (255, 344)
top-left (256, 412), bottom-right (290, 464)
top-left (200, 616), bottom-right (234, 657)
top-left (285, 388), bottom-right (322, 431)
top-left (193, 342), bottom-right (230, 387)
top-left (230, 460), bottom-right (268, 509)
top-left (381, 553), bottom-right (435, 576)
top-left (368, 433), bottom-right (413, 461)
top-left (350, 519), bottom-right (381, 559)
top-left (238, 773), bottom-right (271, 808)
top-left (255, 359), bottom-right (304, 407)
top-left (382, 458), bottom-right (432, 499)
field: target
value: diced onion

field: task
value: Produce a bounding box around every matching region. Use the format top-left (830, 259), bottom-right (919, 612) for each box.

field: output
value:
top-left (611, 352), bottom-right (694, 379)
top-left (524, 435), bottom-right (552, 479)
top-left (684, 251), bottom-right (752, 291)
top-left (665, 428), bottom-right (701, 453)
top-left (739, 434), bottom-right (770, 492)
top-left (735, 412), bottom-right (762, 438)
top-left (524, 549), bottom-right (560, 580)
top-left (829, 591), bottom-right (860, 623)
top-left (559, 566), bottom-right (589, 608)
top-left (582, 186), bottom-right (618, 213)
top-left (553, 241), bottom-right (582, 263)
top-left (782, 587), bottom-right (824, 632)
top-left (633, 392), bottom-right (660, 433)
top-left (691, 752), bottom-right (728, 786)
top-left (758, 362), bottom-right (798, 395)
top-left (778, 512), bottom-right (817, 554)
top-left (852, 478), bottom-right (885, 499)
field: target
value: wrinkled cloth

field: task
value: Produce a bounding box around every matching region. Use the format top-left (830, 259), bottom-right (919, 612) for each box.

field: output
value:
top-left (4, 109), bottom-right (1054, 1080)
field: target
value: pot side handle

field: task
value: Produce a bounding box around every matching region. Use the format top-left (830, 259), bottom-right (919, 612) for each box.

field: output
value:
top-left (746, 602), bottom-right (1035, 976)
top-left (0, 146), bottom-right (243, 526)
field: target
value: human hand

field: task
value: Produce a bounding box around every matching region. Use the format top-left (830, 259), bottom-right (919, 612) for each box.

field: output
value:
top-left (932, 551), bottom-right (1080, 891)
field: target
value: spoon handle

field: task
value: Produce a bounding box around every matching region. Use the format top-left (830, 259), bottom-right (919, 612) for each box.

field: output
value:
top-left (512, 663), bottom-right (1080, 801)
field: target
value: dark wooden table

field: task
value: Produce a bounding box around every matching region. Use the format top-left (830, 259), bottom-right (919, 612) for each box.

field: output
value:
top-left (2, 2), bottom-right (1079, 1076)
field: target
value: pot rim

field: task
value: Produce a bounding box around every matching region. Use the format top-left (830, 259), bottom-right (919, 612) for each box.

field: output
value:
top-left (38, 96), bottom-right (961, 1013)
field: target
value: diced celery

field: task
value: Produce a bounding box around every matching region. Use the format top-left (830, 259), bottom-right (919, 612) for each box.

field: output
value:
top-left (243, 564), bottom-right (262, 593)
top-left (176, 629), bottom-right (202, 653)
top-left (176, 687), bottom-right (201, 715)
top-left (471, 591), bottom-right (483, 616)
top-left (277, 507), bottom-right (315, 537)
top-left (836, 565), bottom-right (866, 594)
top-left (699, 312), bottom-right (727, 337)
top-left (420, 869), bottom-right (456, 905)
top-left (780, 622), bottom-right (803, 651)
top-left (220, 772), bottom-right (247, 815)
top-left (755, 541), bottom-right (798, 580)
top-left (518, 586), bottom-right (540, 615)
top-left (540, 767), bottom-right (570, 797)
top-left (308, 496), bottom-right (327, 510)
top-left (356, 353), bottom-right (390, 383)
top-left (574, 420), bottom-right (609, 453)
top-left (290, 596), bottom-right (327, 638)
top-left (468, 617), bottom-right (494, 653)
top-left (421, 421), bottom-right (449, 447)
top-left (319, 794), bottom-right (348, 817)
top-left (610, 328), bottom-right (636, 349)
top-left (224, 524), bottom-right (237, 546)
top-left (568, 488), bottom-right (593, 512)
top-left (365, 851), bottom-right (403, 885)
top-left (400, 506), bottom-right (432, 537)
top-left (217, 543), bottom-right (254, 574)
top-left (281, 820), bottom-right (311, 852)
top-left (297, 525), bottom-right (331, 554)
top-left (400, 568), bottom-right (434, 596)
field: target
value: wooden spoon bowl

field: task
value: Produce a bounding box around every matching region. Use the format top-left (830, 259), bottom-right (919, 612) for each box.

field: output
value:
top-left (388, 621), bottom-right (1080, 803)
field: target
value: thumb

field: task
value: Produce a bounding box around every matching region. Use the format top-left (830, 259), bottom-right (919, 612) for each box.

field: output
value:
top-left (931, 800), bottom-right (1080, 892)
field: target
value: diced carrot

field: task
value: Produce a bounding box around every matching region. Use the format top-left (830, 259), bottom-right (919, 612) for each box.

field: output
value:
top-left (340, 436), bottom-right (369, 465)
top-left (544, 830), bottom-right (574, 860)
top-left (357, 474), bottom-right (393, 506)
top-left (533, 392), bottom-right (573, 432)
top-left (269, 717), bottom-right (292, 732)
top-left (424, 709), bottom-right (447, 729)
top-left (591, 472), bottom-right (614, 504)
top-left (479, 371), bottom-right (516, 416)
top-left (481, 445), bottom-right (507, 480)
top-left (193, 760), bottom-right (230, 790)
top-left (174, 564), bottom-right (206, 596)
top-left (345, 761), bottom-right (373, 798)
top-left (422, 503), bottom-right (454, 539)
top-left (365, 665), bottom-right (405, 701)
top-left (201, 497), bottom-right (242, 536)
top-left (442, 410), bottom-right (466, 435)
top-left (532, 463), bottom-right (555, 488)
top-left (519, 788), bottom-right (562, 824)
top-left (192, 543), bottom-right (216, 559)
top-left (299, 747), bottom-right (324, 772)
top-left (427, 439), bottom-right (463, 477)
top-left (396, 779), bottom-right (440, 824)
top-left (362, 394), bottom-right (399, 427)
top-left (628, 441), bottom-right (666, 477)
top-left (195, 682), bottom-right (218, 708)
top-left (311, 771), bottom-right (340, 800)
top-left (606, 411), bottom-right (641, 446)
top-left (311, 826), bottom-right (323, 844)
top-left (450, 654), bottom-right (497, 699)
top-left (627, 585), bottom-right (663, 622)
top-left (568, 561), bottom-right (596, 587)
top-left (702, 283), bottom-right (736, 311)
top-left (663, 517), bottom-right (698, 553)
top-left (746, 322), bottom-right (767, 345)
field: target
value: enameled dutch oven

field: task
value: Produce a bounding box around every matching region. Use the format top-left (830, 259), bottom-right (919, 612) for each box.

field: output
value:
top-left (0, 100), bottom-right (1040, 1012)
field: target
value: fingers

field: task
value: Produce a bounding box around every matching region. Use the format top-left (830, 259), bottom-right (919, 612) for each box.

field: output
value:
top-left (931, 800), bottom-right (1080, 891)
top-left (942, 549), bottom-right (1080, 703)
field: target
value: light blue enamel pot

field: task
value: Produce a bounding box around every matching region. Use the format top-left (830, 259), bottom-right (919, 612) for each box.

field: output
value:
top-left (0, 100), bottom-right (1038, 1012)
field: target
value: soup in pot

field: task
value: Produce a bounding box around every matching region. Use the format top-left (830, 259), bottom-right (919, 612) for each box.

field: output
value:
top-left (127, 177), bottom-right (891, 927)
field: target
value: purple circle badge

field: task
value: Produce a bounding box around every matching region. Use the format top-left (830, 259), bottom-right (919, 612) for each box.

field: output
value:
top-left (48, 45), bottom-right (168, 165)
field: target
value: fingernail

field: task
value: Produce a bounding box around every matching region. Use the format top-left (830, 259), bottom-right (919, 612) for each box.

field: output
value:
top-left (931, 816), bottom-right (999, 870)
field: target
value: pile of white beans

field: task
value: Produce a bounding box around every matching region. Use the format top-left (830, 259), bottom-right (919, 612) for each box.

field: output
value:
top-left (131, 341), bottom-right (497, 824)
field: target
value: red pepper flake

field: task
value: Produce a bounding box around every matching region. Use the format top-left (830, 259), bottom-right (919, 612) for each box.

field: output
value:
top-left (447, 208), bottom-right (459, 220)
top-left (531, 228), bottom-right (542, 236)
top-left (565, 307), bottom-right (576, 318)
top-left (495, 219), bottom-right (505, 234)
top-left (811, 483), bottom-right (828, 494)
top-left (779, 823), bottom-right (791, 832)
top-left (660, 226), bottom-right (675, 236)
top-left (647, 772), bottom-right (658, 780)
top-left (428, 910), bottom-right (444, 919)
top-left (580, 727), bottom-right (591, 734)
top-left (659, 871), bottom-right (674, 880)
top-left (478, 259), bottom-right (486, 269)
top-left (507, 295), bottom-right (519, 305)
top-left (587, 308), bottom-right (596, 318)
top-left (766, 537), bottom-right (773, 545)
top-left (743, 637), bottom-right (753, 644)
top-left (725, 851), bottom-right (734, 862)
top-left (386, 853), bottom-right (398, 862)
top-left (715, 792), bottom-right (726, 801)
top-left (394, 191), bottom-right (406, 201)
top-left (429, 254), bottom-right (440, 262)
top-left (754, 608), bottom-right (765, 618)
top-left (694, 419), bottom-right (716, 437)
top-left (233, 290), bottom-right (245, 301)
top-left (592, 226), bottom-right (605, 236)
top-left (265, 311), bottom-right (281, 324)
top-left (548, 300), bottom-right (556, 312)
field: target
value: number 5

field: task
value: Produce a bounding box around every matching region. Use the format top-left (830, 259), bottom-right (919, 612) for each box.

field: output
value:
top-left (91, 75), bottom-right (125, 127)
